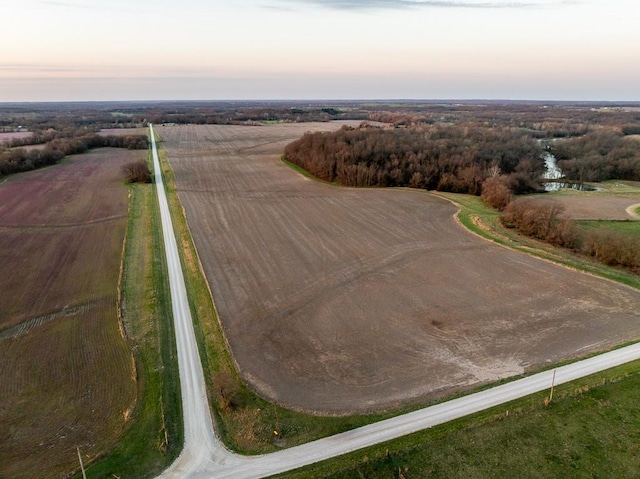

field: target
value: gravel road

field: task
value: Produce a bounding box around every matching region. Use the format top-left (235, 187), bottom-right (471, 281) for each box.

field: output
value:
top-left (150, 124), bottom-right (640, 478)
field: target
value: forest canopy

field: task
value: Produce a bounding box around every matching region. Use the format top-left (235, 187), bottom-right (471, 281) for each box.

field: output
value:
top-left (283, 124), bottom-right (546, 195)
top-left (551, 131), bottom-right (640, 182)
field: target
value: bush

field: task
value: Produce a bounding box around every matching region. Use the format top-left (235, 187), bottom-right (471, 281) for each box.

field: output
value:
top-left (582, 229), bottom-right (639, 268)
top-left (481, 175), bottom-right (512, 211)
top-left (122, 160), bottom-right (151, 183)
top-left (501, 198), bottom-right (579, 249)
top-left (622, 125), bottom-right (640, 136)
top-left (547, 218), bottom-right (580, 249)
top-left (214, 370), bottom-right (244, 411)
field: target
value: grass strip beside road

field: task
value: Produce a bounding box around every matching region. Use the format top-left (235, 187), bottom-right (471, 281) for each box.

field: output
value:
top-left (154, 135), bottom-right (407, 454)
top-left (80, 169), bottom-right (182, 477)
top-left (274, 360), bottom-right (640, 479)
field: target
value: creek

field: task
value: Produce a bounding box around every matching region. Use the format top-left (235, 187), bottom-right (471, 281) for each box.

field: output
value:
top-left (542, 152), bottom-right (601, 191)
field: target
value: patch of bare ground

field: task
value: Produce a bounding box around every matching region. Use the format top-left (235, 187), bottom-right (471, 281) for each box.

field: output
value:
top-left (0, 131), bottom-right (32, 143)
top-left (12, 143), bottom-right (47, 152)
top-left (529, 193), bottom-right (640, 221)
top-left (0, 149), bottom-right (140, 478)
top-left (159, 124), bottom-right (640, 415)
top-left (627, 203), bottom-right (640, 219)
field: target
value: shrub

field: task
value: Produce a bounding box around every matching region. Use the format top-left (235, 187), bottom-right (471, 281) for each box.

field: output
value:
top-left (214, 370), bottom-right (244, 411)
top-left (582, 229), bottom-right (639, 268)
top-left (546, 218), bottom-right (580, 249)
top-left (481, 175), bottom-right (513, 211)
top-left (122, 160), bottom-right (151, 183)
top-left (501, 198), bottom-right (578, 248)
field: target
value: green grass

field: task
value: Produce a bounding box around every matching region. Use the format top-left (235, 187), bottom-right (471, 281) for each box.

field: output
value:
top-left (78, 159), bottom-right (182, 477)
top-left (274, 360), bottom-right (640, 479)
top-left (577, 219), bottom-right (640, 236)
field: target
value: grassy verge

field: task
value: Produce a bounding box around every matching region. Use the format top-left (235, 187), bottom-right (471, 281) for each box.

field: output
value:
top-left (153, 137), bottom-right (407, 454)
top-left (80, 166), bottom-right (182, 477)
top-left (577, 219), bottom-right (640, 236)
top-left (274, 360), bottom-right (640, 479)
top-left (435, 192), bottom-right (640, 289)
top-left (150, 142), bottom-right (640, 468)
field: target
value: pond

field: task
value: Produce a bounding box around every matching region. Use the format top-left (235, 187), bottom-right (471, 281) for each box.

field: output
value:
top-left (542, 153), bottom-right (602, 191)
top-left (544, 181), bottom-right (602, 192)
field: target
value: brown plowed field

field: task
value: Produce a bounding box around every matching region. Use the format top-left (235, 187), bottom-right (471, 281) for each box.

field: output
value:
top-left (531, 191), bottom-right (640, 221)
top-left (159, 124), bottom-right (640, 414)
top-left (0, 149), bottom-right (139, 478)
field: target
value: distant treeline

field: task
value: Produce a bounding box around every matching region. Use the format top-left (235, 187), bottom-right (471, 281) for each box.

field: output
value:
top-left (551, 131), bottom-right (640, 182)
top-left (2, 101), bottom-right (639, 139)
top-left (0, 102), bottom-right (367, 131)
top-left (0, 133), bottom-right (148, 177)
top-left (143, 107), bottom-right (365, 126)
top-left (284, 125), bottom-right (546, 195)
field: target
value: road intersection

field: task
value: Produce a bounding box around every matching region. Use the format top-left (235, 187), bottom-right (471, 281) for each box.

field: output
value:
top-left (150, 124), bottom-right (640, 478)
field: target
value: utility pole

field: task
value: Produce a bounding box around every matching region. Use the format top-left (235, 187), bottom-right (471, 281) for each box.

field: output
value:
top-left (77, 447), bottom-right (87, 479)
top-left (549, 369), bottom-right (557, 402)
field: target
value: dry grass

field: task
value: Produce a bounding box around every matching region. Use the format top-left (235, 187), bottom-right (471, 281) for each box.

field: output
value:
top-left (0, 148), bottom-right (141, 478)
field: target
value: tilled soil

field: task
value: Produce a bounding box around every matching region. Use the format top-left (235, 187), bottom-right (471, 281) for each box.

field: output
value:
top-left (0, 149), bottom-right (138, 478)
top-left (160, 124), bottom-right (640, 414)
top-left (531, 193), bottom-right (640, 220)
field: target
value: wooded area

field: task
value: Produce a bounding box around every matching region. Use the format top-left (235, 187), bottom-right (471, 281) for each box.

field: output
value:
top-left (0, 132), bottom-right (148, 176)
top-left (552, 131), bottom-right (640, 182)
top-left (284, 124), bottom-right (545, 195)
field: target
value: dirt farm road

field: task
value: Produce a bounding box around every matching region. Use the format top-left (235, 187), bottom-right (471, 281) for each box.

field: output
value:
top-left (150, 125), bottom-right (640, 478)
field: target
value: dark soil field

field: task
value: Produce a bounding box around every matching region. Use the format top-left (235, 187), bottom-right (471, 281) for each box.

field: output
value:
top-left (159, 124), bottom-right (640, 414)
top-left (0, 149), bottom-right (140, 478)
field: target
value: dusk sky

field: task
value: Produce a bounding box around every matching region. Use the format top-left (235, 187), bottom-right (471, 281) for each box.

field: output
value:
top-left (1, 0), bottom-right (638, 102)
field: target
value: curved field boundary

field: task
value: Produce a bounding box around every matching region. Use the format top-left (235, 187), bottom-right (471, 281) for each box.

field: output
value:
top-left (160, 123), bottom-right (640, 415)
top-left (626, 203), bottom-right (640, 219)
top-left (152, 123), bottom-right (640, 479)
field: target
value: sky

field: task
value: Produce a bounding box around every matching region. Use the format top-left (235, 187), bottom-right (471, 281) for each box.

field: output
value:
top-left (1, 0), bottom-right (638, 102)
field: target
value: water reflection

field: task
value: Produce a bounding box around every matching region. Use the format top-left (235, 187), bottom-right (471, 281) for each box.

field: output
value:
top-left (543, 153), bottom-right (563, 180)
top-left (542, 152), bottom-right (602, 191)
top-left (544, 181), bottom-right (602, 192)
